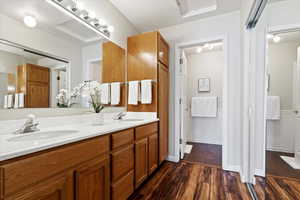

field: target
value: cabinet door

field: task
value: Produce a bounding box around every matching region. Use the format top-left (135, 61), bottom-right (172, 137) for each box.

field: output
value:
top-left (26, 81), bottom-right (49, 108)
top-left (148, 133), bottom-right (158, 174)
top-left (75, 156), bottom-right (110, 200)
top-left (5, 173), bottom-right (72, 200)
top-left (158, 34), bottom-right (169, 66)
top-left (135, 138), bottom-right (148, 188)
top-left (158, 64), bottom-right (169, 163)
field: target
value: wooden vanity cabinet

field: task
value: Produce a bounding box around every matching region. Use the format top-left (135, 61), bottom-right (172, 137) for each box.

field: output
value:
top-left (135, 123), bottom-right (159, 188)
top-left (110, 129), bottom-right (134, 200)
top-left (0, 122), bottom-right (159, 200)
top-left (127, 31), bottom-right (169, 165)
top-left (75, 156), bottom-right (110, 200)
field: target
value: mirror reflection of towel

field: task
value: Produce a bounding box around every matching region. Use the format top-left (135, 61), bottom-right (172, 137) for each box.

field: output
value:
top-left (19, 93), bottom-right (24, 108)
top-left (100, 83), bottom-right (110, 104)
top-left (128, 81), bottom-right (139, 105)
top-left (111, 82), bottom-right (120, 105)
top-left (14, 93), bottom-right (19, 109)
top-left (141, 80), bottom-right (152, 104)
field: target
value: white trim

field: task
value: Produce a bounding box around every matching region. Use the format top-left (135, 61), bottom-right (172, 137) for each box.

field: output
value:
top-left (187, 139), bottom-right (221, 145)
top-left (182, 5), bottom-right (217, 18)
top-left (224, 165), bottom-right (241, 173)
top-left (266, 148), bottom-right (294, 154)
top-left (166, 155), bottom-right (180, 163)
top-left (174, 34), bottom-right (230, 170)
top-left (255, 169), bottom-right (265, 177)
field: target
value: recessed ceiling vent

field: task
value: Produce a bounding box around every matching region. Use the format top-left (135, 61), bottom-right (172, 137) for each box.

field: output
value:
top-left (176, 0), bottom-right (217, 18)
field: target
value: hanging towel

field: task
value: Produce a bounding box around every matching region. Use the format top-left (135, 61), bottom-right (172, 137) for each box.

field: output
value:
top-left (128, 81), bottom-right (139, 105)
top-left (191, 96), bottom-right (218, 117)
top-left (3, 95), bottom-right (8, 109)
top-left (18, 93), bottom-right (24, 108)
top-left (14, 93), bottom-right (19, 109)
top-left (141, 80), bottom-right (152, 104)
top-left (100, 83), bottom-right (110, 104)
top-left (7, 94), bottom-right (13, 108)
top-left (266, 96), bottom-right (280, 120)
top-left (111, 82), bottom-right (121, 105)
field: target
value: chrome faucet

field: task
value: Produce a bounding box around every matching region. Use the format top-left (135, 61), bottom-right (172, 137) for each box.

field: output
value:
top-left (114, 112), bottom-right (127, 120)
top-left (15, 114), bottom-right (39, 134)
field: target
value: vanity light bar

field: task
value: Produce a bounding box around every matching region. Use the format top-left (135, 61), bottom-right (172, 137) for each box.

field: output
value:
top-left (45, 0), bottom-right (111, 40)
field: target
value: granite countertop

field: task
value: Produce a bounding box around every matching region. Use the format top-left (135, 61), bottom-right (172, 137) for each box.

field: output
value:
top-left (0, 116), bottom-right (158, 162)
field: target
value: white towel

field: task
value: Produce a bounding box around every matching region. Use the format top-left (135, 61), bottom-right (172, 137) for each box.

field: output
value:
top-left (14, 93), bottom-right (19, 109)
top-left (3, 95), bottom-right (8, 109)
top-left (7, 94), bottom-right (13, 108)
top-left (191, 96), bottom-right (218, 117)
top-left (266, 96), bottom-right (280, 120)
top-left (18, 93), bottom-right (24, 108)
top-left (128, 81), bottom-right (139, 105)
top-left (141, 80), bottom-right (152, 104)
top-left (100, 83), bottom-right (110, 104)
top-left (111, 82), bottom-right (121, 105)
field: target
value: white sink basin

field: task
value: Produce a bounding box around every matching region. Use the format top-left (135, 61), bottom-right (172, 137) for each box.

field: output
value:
top-left (7, 130), bottom-right (79, 142)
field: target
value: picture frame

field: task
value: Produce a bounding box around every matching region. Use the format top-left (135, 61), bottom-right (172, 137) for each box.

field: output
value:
top-left (198, 78), bottom-right (210, 92)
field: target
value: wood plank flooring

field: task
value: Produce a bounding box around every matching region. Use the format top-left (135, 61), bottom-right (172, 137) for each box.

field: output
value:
top-left (183, 142), bottom-right (222, 167)
top-left (255, 176), bottom-right (300, 200)
top-left (129, 161), bottom-right (252, 200)
top-left (266, 151), bottom-right (300, 179)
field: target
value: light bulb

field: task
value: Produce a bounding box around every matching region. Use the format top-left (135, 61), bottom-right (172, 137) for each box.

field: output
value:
top-left (89, 11), bottom-right (96, 19)
top-left (107, 26), bottom-right (114, 32)
top-left (98, 19), bottom-right (106, 26)
top-left (23, 16), bottom-right (37, 28)
top-left (197, 47), bottom-right (202, 53)
top-left (273, 35), bottom-right (281, 43)
top-left (267, 34), bottom-right (274, 39)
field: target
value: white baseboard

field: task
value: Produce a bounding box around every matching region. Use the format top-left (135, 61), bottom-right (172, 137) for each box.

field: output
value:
top-left (187, 139), bottom-right (222, 145)
top-left (255, 169), bottom-right (265, 177)
top-left (266, 147), bottom-right (293, 154)
top-left (223, 165), bottom-right (241, 173)
top-left (166, 155), bottom-right (180, 163)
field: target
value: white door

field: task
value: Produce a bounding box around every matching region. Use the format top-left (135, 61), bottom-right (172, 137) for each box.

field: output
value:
top-left (179, 51), bottom-right (189, 159)
top-left (294, 47), bottom-right (300, 152)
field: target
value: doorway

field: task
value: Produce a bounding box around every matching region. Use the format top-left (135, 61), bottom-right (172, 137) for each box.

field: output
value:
top-left (264, 29), bottom-right (300, 180)
top-left (176, 37), bottom-right (227, 169)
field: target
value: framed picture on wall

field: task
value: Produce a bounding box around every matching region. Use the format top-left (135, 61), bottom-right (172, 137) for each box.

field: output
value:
top-left (198, 78), bottom-right (210, 92)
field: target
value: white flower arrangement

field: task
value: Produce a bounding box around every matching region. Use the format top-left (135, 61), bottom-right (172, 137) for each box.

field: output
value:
top-left (71, 80), bottom-right (104, 113)
top-left (56, 89), bottom-right (70, 108)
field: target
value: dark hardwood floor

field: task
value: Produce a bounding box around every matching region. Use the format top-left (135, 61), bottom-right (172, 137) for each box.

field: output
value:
top-left (183, 142), bottom-right (222, 167)
top-left (266, 151), bottom-right (300, 179)
top-left (129, 161), bottom-right (252, 200)
top-left (255, 176), bottom-right (300, 200)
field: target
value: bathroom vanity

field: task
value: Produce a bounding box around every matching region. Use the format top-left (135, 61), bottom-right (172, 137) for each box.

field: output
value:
top-left (0, 116), bottom-right (159, 200)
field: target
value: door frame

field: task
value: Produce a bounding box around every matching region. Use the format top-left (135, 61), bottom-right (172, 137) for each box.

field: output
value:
top-left (260, 23), bottom-right (300, 177)
top-left (174, 34), bottom-right (229, 170)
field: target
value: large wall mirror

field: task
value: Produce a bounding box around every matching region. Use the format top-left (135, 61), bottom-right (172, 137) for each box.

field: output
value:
top-left (0, 0), bottom-right (126, 111)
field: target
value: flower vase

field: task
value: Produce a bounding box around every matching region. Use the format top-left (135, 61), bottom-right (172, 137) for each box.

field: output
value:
top-left (93, 112), bottom-right (104, 125)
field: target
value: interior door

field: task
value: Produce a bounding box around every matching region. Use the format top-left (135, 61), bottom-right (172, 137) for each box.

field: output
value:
top-left (294, 47), bottom-right (300, 152)
top-left (179, 51), bottom-right (189, 159)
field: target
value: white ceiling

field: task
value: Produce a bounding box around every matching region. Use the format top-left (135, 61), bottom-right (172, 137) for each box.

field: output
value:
top-left (109, 0), bottom-right (241, 32)
top-left (0, 0), bottom-right (103, 44)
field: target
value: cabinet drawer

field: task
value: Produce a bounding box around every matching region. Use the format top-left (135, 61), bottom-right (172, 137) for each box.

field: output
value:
top-left (111, 145), bottom-right (134, 182)
top-left (0, 136), bottom-right (109, 197)
top-left (135, 122), bottom-right (158, 140)
top-left (111, 171), bottom-right (134, 200)
top-left (111, 129), bottom-right (134, 149)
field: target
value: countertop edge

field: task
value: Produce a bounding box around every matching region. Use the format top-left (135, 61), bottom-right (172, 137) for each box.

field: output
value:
top-left (0, 119), bottom-right (159, 162)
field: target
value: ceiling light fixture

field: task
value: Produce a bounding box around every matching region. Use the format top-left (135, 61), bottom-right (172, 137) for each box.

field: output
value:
top-left (267, 33), bottom-right (274, 39)
top-left (23, 15), bottom-right (37, 28)
top-left (273, 35), bottom-right (281, 43)
top-left (197, 47), bottom-right (202, 53)
top-left (45, 0), bottom-right (113, 39)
